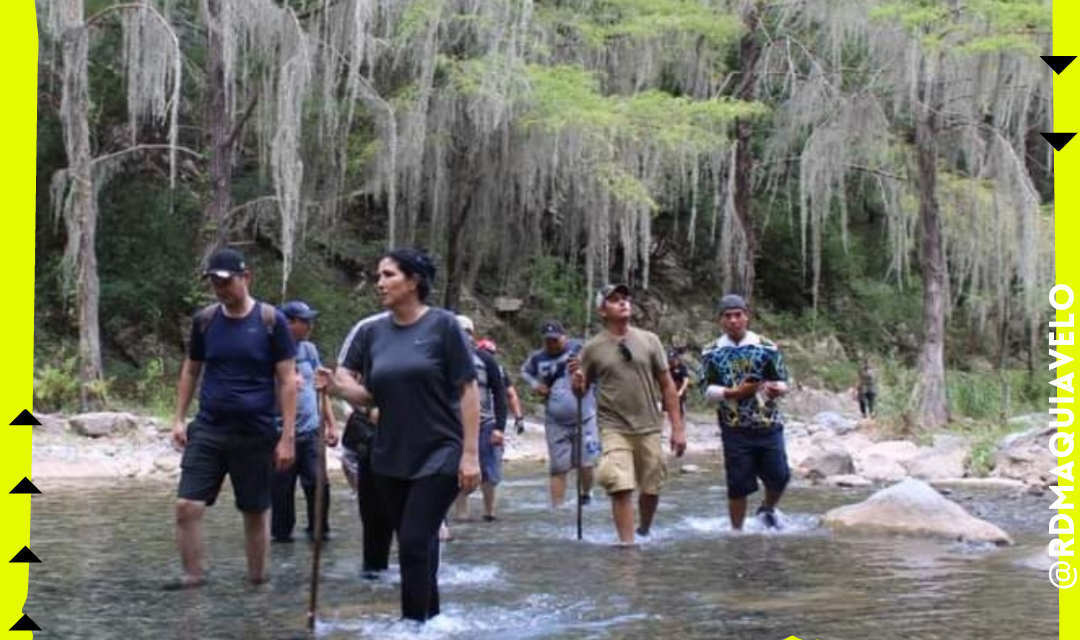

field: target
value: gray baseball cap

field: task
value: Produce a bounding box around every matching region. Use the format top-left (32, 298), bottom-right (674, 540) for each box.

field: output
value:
top-left (718, 294), bottom-right (749, 313)
top-left (595, 283), bottom-right (631, 308)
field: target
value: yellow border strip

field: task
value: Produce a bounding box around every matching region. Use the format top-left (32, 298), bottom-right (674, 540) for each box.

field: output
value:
top-left (1056, 5), bottom-right (1078, 640)
top-left (2, 1), bottom-right (37, 636)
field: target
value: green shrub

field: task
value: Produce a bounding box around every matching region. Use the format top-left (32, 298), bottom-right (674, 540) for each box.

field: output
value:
top-left (33, 354), bottom-right (81, 414)
top-left (33, 348), bottom-right (114, 413)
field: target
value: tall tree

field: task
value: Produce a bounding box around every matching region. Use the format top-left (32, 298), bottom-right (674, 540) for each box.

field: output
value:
top-left (761, 0), bottom-right (1052, 427)
top-left (730, 0), bottom-right (764, 299)
top-left (41, 0), bottom-right (181, 409)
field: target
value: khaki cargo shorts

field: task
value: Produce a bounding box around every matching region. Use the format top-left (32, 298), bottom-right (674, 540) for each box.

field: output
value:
top-left (596, 430), bottom-right (667, 495)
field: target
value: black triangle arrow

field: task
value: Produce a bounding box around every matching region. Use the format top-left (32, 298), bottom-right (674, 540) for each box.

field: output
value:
top-left (1041, 132), bottom-right (1077, 151)
top-left (10, 478), bottom-right (40, 494)
top-left (10, 547), bottom-right (40, 563)
top-left (10, 614), bottom-right (40, 631)
top-left (9, 410), bottom-right (39, 426)
top-left (1042, 55), bottom-right (1076, 74)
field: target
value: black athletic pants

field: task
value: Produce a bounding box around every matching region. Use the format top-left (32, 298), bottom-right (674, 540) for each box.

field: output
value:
top-left (375, 473), bottom-right (460, 622)
top-left (357, 455), bottom-right (393, 571)
top-left (271, 432), bottom-right (329, 540)
top-left (858, 392), bottom-right (876, 418)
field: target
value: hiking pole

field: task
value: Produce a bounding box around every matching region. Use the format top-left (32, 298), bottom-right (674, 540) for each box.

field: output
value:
top-left (307, 389), bottom-right (329, 632)
top-left (575, 393), bottom-right (584, 541)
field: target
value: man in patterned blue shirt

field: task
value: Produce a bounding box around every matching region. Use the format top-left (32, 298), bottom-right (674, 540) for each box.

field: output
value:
top-left (699, 294), bottom-right (791, 531)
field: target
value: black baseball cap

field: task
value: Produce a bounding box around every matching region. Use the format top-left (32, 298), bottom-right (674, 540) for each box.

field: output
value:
top-left (541, 320), bottom-right (565, 339)
top-left (203, 248), bottom-right (247, 279)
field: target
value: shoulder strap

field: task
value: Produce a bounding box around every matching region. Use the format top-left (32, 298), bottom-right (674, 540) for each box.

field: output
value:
top-left (260, 302), bottom-right (276, 334)
top-left (196, 303), bottom-right (220, 335)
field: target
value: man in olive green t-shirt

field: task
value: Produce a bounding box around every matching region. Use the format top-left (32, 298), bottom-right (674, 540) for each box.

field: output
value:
top-left (570, 283), bottom-right (687, 545)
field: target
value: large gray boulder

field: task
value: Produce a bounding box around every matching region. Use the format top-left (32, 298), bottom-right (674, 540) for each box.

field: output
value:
top-left (35, 413), bottom-right (70, 435)
top-left (798, 439), bottom-right (856, 479)
top-left (813, 411), bottom-right (859, 435)
top-left (855, 440), bottom-right (921, 482)
top-left (822, 478), bottom-right (1013, 545)
top-left (905, 435), bottom-right (970, 481)
top-left (993, 419), bottom-right (1058, 487)
top-left (69, 412), bottom-right (139, 438)
top-left (783, 386), bottom-right (857, 420)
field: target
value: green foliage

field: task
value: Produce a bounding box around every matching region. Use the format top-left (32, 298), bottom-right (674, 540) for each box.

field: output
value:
top-left (869, 0), bottom-right (1049, 54)
top-left (520, 255), bottom-right (590, 337)
top-left (96, 172), bottom-right (204, 347)
top-left (33, 345), bottom-right (115, 413)
top-left (33, 352), bottom-right (81, 414)
top-left (541, 0), bottom-right (742, 50)
top-left (861, 357), bottom-right (1045, 437)
top-left (394, 0), bottom-right (443, 46)
top-left (133, 357), bottom-right (173, 419)
top-left (518, 65), bottom-right (620, 136)
top-left (595, 163), bottom-right (658, 210)
top-left (520, 65), bottom-right (765, 144)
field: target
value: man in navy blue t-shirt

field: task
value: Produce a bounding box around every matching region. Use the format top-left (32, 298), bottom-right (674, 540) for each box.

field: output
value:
top-left (170, 248), bottom-right (298, 588)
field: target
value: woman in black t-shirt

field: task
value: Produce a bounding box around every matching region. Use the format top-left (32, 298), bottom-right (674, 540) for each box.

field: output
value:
top-left (318, 248), bottom-right (481, 622)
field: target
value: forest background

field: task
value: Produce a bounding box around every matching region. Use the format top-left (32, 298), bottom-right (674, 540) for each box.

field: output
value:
top-left (33, 0), bottom-right (1057, 460)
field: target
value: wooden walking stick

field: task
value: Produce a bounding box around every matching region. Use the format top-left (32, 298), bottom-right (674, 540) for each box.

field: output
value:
top-left (575, 393), bottom-right (584, 541)
top-left (569, 338), bottom-right (586, 542)
top-left (307, 389), bottom-right (329, 631)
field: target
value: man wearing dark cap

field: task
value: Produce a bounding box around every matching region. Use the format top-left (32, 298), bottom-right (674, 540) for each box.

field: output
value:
top-left (171, 248), bottom-right (298, 588)
top-left (271, 300), bottom-right (339, 543)
top-left (569, 284), bottom-right (687, 544)
top-left (522, 319), bottom-right (601, 508)
top-left (699, 293), bottom-right (791, 531)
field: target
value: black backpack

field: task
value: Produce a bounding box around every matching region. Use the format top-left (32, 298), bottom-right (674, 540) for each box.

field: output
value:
top-left (342, 407), bottom-right (377, 457)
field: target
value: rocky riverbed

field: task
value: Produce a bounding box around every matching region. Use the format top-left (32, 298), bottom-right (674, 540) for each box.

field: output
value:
top-left (28, 387), bottom-right (1056, 498)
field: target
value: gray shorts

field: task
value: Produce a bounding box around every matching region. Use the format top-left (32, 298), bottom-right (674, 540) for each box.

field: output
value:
top-left (341, 446), bottom-right (359, 487)
top-left (544, 416), bottom-right (601, 475)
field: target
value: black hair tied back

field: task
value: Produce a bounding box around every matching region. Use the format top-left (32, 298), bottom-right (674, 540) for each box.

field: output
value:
top-left (384, 247), bottom-right (437, 302)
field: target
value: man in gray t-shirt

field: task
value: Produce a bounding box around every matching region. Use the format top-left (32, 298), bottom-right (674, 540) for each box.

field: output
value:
top-left (521, 320), bottom-right (601, 508)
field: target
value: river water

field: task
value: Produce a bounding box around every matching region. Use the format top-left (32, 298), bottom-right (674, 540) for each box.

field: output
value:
top-left (29, 457), bottom-right (1057, 639)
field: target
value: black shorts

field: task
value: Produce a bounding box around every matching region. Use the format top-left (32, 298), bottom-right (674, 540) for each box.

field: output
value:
top-left (177, 419), bottom-right (278, 512)
top-left (720, 427), bottom-right (790, 499)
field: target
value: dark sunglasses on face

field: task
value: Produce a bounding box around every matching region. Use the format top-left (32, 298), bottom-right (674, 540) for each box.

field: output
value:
top-left (209, 275), bottom-right (235, 286)
top-left (618, 340), bottom-right (633, 362)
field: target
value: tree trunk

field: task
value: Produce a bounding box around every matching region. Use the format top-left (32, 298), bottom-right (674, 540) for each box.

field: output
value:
top-left (732, 1), bottom-right (762, 299)
top-left (59, 0), bottom-right (104, 409)
top-left (441, 137), bottom-right (484, 311)
top-left (205, 0), bottom-right (232, 251)
top-left (76, 200), bottom-right (103, 410)
top-left (442, 174), bottom-right (476, 311)
top-left (911, 70), bottom-right (950, 429)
